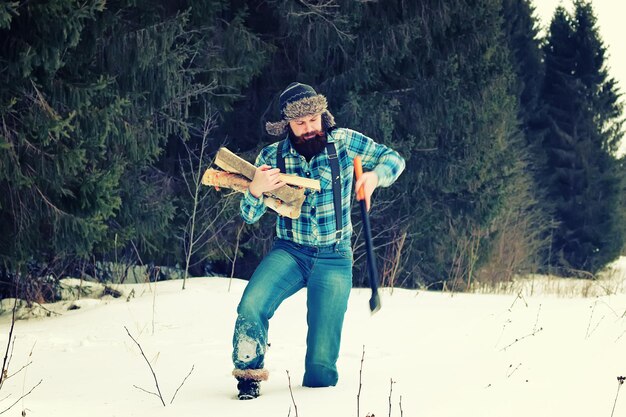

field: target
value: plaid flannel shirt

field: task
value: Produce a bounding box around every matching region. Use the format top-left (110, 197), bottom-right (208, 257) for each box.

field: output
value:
top-left (240, 128), bottom-right (405, 247)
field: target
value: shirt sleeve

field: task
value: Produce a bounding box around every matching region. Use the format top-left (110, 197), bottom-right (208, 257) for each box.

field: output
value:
top-left (240, 150), bottom-right (269, 224)
top-left (343, 129), bottom-right (406, 187)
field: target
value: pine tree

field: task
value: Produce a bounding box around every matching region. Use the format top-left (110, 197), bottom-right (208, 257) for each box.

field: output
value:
top-left (540, 1), bottom-right (624, 274)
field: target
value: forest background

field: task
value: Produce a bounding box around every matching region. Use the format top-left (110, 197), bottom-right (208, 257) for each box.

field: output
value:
top-left (0, 0), bottom-right (624, 301)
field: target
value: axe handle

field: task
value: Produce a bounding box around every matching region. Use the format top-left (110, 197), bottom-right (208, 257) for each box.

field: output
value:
top-left (354, 157), bottom-right (381, 313)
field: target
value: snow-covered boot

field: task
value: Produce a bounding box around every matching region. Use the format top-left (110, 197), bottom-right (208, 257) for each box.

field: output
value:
top-left (232, 368), bottom-right (269, 400)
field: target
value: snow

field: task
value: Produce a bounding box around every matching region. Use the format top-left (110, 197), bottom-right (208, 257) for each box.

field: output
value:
top-left (1, 259), bottom-right (626, 417)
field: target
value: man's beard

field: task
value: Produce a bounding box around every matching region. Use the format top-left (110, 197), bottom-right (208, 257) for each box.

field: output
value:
top-left (289, 129), bottom-right (327, 162)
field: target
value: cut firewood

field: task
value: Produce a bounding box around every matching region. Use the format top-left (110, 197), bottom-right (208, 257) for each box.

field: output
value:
top-left (214, 148), bottom-right (256, 179)
top-left (278, 173), bottom-right (321, 192)
top-left (201, 168), bottom-right (304, 219)
top-left (214, 149), bottom-right (301, 204)
top-left (201, 168), bottom-right (249, 191)
top-left (215, 147), bottom-right (321, 192)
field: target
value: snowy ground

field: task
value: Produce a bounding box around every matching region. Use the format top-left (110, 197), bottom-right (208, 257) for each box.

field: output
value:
top-left (1, 258), bottom-right (626, 417)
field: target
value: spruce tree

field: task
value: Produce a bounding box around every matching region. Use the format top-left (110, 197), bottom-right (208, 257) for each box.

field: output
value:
top-left (540, 1), bottom-right (624, 274)
top-left (495, 0), bottom-right (552, 277)
top-left (501, 0), bottom-right (544, 135)
top-left (0, 0), bottom-right (113, 272)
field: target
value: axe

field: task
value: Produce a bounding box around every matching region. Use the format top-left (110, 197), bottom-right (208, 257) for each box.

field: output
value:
top-left (354, 156), bottom-right (381, 313)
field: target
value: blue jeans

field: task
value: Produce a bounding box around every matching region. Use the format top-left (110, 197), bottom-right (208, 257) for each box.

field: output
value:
top-left (232, 238), bottom-right (353, 387)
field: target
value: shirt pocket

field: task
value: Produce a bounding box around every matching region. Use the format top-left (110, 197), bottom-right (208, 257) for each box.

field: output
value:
top-left (341, 160), bottom-right (354, 189)
top-left (317, 165), bottom-right (333, 191)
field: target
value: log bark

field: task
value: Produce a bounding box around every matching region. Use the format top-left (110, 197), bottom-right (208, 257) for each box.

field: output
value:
top-left (201, 169), bottom-right (304, 219)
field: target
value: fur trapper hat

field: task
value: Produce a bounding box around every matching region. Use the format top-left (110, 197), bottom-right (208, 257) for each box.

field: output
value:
top-left (265, 82), bottom-right (336, 136)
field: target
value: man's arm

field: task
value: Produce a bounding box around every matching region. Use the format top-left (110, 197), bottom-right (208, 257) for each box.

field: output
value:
top-left (343, 129), bottom-right (405, 209)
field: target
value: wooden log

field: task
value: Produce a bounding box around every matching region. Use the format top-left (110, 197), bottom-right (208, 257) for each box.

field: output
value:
top-left (201, 168), bottom-right (304, 219)
top-left (215, 147), bottom-right (321, 193)
top-left (201, 168), bottom-right (249, 191)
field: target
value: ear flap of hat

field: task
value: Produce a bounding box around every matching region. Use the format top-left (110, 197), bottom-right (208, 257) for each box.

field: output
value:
top-left (265, 119), bottom-right (288, 136)
top-left (322, 110), bottom-right (336, 130)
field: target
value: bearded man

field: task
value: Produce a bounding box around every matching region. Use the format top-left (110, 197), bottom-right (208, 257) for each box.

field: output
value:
top-left (231, 82), bottom-right (405, 400)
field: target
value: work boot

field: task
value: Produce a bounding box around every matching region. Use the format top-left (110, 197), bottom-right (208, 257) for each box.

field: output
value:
top-left (232, 368), bottom-right (269, 400)
top-left (237, 379), bottom-right (261, 400)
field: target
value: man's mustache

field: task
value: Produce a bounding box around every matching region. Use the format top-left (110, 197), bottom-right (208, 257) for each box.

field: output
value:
top-left (294, 130), bottom-right (325, 143)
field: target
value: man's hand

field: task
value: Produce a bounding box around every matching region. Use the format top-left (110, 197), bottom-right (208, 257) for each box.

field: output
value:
top-left (355, 171), bottom-right (378, 211)
top-left (248, 165), bottom-right (286, 198)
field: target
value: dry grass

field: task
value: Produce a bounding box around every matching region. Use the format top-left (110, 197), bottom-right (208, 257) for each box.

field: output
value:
top-left (469, 257), bottom-right (626, 298)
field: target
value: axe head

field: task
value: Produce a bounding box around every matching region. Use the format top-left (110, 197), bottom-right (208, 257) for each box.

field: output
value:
top-left (369, 291), bottom-right (381, 314)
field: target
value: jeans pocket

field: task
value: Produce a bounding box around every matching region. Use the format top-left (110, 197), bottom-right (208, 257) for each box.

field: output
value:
top-left (336, 249), bottom-right (353, 260)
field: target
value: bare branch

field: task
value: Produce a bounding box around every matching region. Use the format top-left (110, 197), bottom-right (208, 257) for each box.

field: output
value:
top-left (499, 326), bottom-right (543, 352)
top-left (180, 107), bottom-right (222, 290)
top-left (170, 365), bottom-right (195, 404)
top-left (290, 0), bottom-right (355, 42)
top-left (286, 370), bottom-right (299, 417)
top-left (388, 378), bottom-right (395, 417)
top-left (0, 299), bottom-right (17, 390)
top-left (357, 345), bottom-right (365, 417)
top-left (228, 222), bottom-right (245, 289)
top-left (506, 362), bottom-right (522, 378)
top-left (124, 326), bottom-right (166, 407)
top-left (133, 385), bottom-right (161, 399)
top-left (0, 379), bottom-right (42, 415)
top-left (6, 361), bottom-right (32, 380)
top-left (611, 377), bottom-right (625, 417)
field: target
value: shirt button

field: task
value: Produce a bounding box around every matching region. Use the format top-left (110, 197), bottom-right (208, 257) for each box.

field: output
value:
top-left (306, 172), bottom-right (311, 176)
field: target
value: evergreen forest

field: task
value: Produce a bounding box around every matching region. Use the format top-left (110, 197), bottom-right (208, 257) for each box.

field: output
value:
top-left (0, 0), bottom-right (624, 300)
